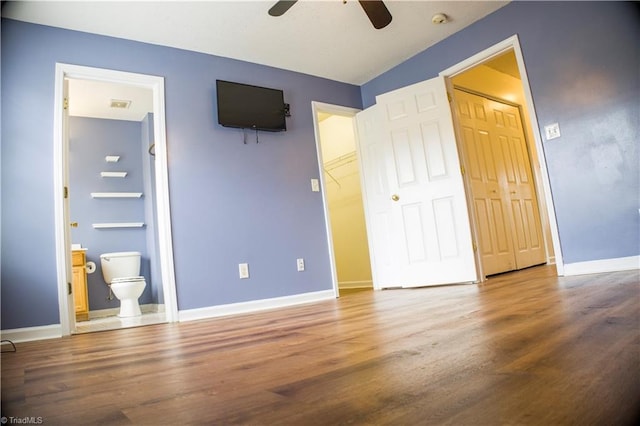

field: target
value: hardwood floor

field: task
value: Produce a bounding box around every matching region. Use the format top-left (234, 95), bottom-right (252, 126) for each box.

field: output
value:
top-left (2, 266), bottom-right (639, 425)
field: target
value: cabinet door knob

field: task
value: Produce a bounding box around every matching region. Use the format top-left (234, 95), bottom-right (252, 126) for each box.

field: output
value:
top-left (391, 194), bottom-right (400, 202)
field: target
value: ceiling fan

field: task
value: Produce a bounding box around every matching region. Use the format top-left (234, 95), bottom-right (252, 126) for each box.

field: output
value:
top-left (268, 0), bottom-right (393, 30)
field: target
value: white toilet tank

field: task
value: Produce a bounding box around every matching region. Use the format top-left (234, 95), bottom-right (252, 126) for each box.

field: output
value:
top-left (100, 251), bottom-right (141, 284)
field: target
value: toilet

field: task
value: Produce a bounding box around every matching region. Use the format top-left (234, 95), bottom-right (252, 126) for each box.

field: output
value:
top-left (100, 251), bottom-right (146, 317)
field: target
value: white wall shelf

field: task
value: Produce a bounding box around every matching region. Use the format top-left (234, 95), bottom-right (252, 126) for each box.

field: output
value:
top-left (92, 222), bottom-right (145, 229)
top-left (91, 192), bottom-right (142, 198)
top-left (100, 172), bottom-right (128, 178)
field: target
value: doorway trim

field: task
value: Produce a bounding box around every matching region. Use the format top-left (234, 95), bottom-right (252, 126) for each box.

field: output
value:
top-left (53, 63), bottom-right (179, 336)
top-left (311, 101), bottom-right (362, 297)
top-left (439, 34), bottom-right (564, 276)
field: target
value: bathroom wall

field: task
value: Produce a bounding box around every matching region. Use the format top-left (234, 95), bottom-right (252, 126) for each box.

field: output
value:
top-left (69, 116), bottom-right (153, 311)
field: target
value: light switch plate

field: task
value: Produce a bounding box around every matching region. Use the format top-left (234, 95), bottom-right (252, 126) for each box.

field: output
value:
top-left (238, 263), bottom-right (249, 279)
top-left (544, 123), bottom-right (561, 140)
top-left (311, 179), bottom-right (320, 192)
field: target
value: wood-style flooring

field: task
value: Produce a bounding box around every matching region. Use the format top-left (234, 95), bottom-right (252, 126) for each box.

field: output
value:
top-left (2, 265), bottom-right (639, 425)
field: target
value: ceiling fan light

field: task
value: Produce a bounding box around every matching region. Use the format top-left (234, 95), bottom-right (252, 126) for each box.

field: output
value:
top-left (432, 13), bottom-right (448, 24)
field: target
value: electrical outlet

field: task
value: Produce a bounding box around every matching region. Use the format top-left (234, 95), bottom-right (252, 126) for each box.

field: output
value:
top-left (297, 258), bottom-right (305, 272)
top-left (238, 263), bottom-right (249, 279)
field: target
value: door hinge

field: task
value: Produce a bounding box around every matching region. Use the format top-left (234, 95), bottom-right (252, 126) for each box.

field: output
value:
top-left (64, 186), bottom-right (69, 199)
top-left (473, 242), bottom-right (477, 252)
top-left (68, 282), bottom-right (72, 295)
top-left (447, 92), bottom-right (452, 103)
top-left (460, 165), bottom-right (466, 176)
top-left (63, 98), bottom-right (69, 110)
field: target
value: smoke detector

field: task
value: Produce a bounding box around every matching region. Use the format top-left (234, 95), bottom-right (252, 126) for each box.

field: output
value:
top-left (432, 13), bottom-right (448, 24)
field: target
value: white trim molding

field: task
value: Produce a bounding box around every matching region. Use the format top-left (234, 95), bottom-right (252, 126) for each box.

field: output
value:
top-left (178, 290), bottom-right (335, 322)
top-left (1, 324), bottom-right (62, 343)
top-left (562, 256), bottom-right (639, 276)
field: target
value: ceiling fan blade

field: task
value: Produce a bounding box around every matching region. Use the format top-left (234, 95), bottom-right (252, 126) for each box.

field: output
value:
top-left (268, 0), bottom-right (298, 17)
top-left (358, 0), bottom-right (392, 29)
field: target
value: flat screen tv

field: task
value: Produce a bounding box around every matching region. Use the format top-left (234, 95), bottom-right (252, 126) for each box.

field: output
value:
top-left (216, 80), bottom-right (288, 132)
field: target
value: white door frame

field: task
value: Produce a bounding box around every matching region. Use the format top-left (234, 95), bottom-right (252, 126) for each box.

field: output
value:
top-left (311, 101), bottom-right (362, 297)
top-left (439, 34), bottom-right (564, 276)
top-left (53, 63), bottom-right (179, 336)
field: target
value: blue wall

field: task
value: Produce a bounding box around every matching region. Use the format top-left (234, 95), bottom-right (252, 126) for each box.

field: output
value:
top-left (362, 1), bottom-right (639, 264)
top-left (1, 19), bottom-right (362, 329)
top-left (2, 1), bottom-right (638, 331)
top-left (69, 116), bottom-right (154, 311)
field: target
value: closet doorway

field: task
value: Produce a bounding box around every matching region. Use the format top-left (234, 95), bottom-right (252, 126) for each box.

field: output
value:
top-left (312, 102), bottom-right (372, 296)
top-left (450, 49), bottom-right (554, 277)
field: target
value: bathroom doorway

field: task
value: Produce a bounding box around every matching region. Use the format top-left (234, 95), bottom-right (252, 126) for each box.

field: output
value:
top-left (53, 64), bottom-right (178, 336)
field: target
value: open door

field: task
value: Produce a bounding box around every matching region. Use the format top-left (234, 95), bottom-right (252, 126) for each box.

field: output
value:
top-left (356, 76), bottom-right (477, 288)
top-left (62, 77), bottom-right (76, 332)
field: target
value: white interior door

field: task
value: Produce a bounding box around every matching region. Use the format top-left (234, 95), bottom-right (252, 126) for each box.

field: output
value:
top-left (355, 105), bottom-right (397, 288)
top-left (63, 78), bottom-right (76, 331)
top-left (357, 76), bottom-right (477, 288)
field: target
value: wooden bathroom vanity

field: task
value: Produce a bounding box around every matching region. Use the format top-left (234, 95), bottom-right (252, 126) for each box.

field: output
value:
top-left (72, 249), bottom-right (89, 321)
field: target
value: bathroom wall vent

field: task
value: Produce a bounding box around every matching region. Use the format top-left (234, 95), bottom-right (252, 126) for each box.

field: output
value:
top-left (110, 99), bottom-right (131, 109)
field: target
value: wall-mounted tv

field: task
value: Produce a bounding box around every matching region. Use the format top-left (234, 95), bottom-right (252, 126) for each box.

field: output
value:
top-left (216, 80), bottom-right (288, 132)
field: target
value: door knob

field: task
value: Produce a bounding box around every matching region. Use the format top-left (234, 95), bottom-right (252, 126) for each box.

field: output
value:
top-left (391, 194), bottom-right (400, 202)
top-left (70, 222), bottom-right (78, 228)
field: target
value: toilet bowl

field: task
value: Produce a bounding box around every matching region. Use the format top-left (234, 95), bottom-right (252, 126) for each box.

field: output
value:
top-left (110, 277), bottom-right (146, 317)
top-left (100, 252), bottom-right (147, 318)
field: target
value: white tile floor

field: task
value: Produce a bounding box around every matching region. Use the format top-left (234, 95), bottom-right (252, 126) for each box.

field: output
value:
top-left (75, 312), bottom-right (166, 334)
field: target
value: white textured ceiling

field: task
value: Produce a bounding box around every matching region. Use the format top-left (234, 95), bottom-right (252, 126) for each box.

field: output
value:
top-left (68, 79), bottom-right (153, 121)
top-left (3, 0), bottom-right (509, 85)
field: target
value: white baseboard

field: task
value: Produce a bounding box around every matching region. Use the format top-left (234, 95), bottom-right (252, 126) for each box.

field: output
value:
top-left (1, 324), bottom-right (62, 343)
top-left (338, 280), bottom-right (373, 289)
top-left (179, 290), bottom-right (335, 322)
top-left (562, 255), bottom-right (639, 276)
